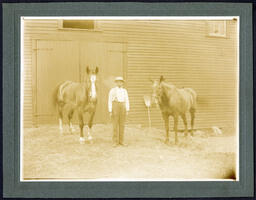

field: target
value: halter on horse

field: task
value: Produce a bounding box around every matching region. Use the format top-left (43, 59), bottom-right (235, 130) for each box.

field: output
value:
top-left (56, 66), bottom-right (98, 143)
top-left (151, 76), bottom-right (197, 144)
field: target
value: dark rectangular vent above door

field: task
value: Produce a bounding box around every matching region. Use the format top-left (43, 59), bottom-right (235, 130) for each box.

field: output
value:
top-left (61, 20), bottom-right (95, 30)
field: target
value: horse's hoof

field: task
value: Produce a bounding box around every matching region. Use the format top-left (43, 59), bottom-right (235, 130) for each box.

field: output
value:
top-left (80, 137), bottom-right (85, 144)
top-left (164, 140), bottom-right (170, 145)
top-left (88, 136), bottom-right (93, 144)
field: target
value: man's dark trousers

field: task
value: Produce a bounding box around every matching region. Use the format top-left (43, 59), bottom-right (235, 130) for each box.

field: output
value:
top-left (112, 101), bottom-right (126, 145)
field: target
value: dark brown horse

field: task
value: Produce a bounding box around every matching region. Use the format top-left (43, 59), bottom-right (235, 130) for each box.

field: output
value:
top-left (56, 66), bottom-right (98, 144)
top-left (151, 76), bottom-right (197, 144)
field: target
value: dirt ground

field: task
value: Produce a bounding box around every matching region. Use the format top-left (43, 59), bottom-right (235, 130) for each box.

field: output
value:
top-left (22, 124), bottom-right (237, 180)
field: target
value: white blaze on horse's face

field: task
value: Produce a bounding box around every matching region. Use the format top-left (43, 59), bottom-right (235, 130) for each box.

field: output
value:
top-left (90, 74), bottom-right (96, 82)
top-left (90, 75), bottom-right (97, 99)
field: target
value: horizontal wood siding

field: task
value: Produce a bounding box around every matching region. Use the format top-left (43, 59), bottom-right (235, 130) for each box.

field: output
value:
top-left (23, 19), bottom-right (238, 129)
top-left (98, 20), bottom-right (238, 129)
top-left (23, 20), bottom-right (59, 127)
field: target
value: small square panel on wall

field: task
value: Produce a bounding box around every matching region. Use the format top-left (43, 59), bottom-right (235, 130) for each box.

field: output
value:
top-left (207, 21), bottom-right (226, 37)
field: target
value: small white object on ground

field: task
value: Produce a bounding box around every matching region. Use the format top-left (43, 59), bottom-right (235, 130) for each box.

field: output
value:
top-left (212, 126), bottom-right (222, 135)
top-left (194, 130), bottom-right (204, 135)
top-left (80, 137), bottom-right (85, 144)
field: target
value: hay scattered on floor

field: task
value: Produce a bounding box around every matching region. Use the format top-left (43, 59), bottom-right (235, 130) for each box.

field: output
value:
top-left (22, 124), bottom-right (237, 180)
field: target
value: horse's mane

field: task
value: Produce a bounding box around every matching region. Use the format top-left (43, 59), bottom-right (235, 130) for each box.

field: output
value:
top-left (155, 81), bottom-right (173, 106)
top-left (157, 81), bottom-right (180, 106)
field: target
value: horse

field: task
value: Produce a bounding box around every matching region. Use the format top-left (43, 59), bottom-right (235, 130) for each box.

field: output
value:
top-left (151, 75), bottom-right (197, 144)
top-left (55, 66), bottom-right (98, 144)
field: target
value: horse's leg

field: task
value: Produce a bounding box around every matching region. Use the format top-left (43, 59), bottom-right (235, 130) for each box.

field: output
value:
top-left (181, 113), bottom-right (188, 137)
top-left (87, 112), bottom-right (95, 142)
top-left (68, 109), bottom-right (75, 134)
top-left (190, 108), bottom-right (196, 136)
top-left (57, 103), bottom-right (64, 134)
top-left (174, 115), bottom-right (179, 144)
top-left (163, 114), bottom-right (169, 144)
top-left (78, 110), bottom-right (85, 144)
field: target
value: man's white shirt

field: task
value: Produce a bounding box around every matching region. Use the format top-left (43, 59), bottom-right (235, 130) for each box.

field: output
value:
top-left (108, 87), bottom-right (130, 113)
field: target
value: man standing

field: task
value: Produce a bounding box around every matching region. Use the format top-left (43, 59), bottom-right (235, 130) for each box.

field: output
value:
top-left (108, 77), bottom-right (130, 147)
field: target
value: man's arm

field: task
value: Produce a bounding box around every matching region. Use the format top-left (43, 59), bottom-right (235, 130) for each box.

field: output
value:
top-left (125, 89), bottom-right (130, 112)
top-left (108, 89), bottom-right (113, 113)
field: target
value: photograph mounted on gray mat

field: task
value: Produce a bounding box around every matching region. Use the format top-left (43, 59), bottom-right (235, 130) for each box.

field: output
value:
top-left (21, 17), bottom-right (239, 181)
top-left (2, 2), bottom-right (253, 198)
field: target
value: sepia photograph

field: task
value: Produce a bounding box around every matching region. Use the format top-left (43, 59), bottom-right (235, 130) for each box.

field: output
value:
top-left (21, 17), bottom-right (239, 181)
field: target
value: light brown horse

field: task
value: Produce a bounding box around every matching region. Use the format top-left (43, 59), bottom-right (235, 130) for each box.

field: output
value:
top-left (151, 76), bottom-right (197, 144)
top-left (56, 66), bottom-right (98, 144)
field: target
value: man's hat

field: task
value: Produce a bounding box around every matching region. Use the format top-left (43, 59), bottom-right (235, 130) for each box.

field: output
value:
top-left (115, 76), bottom-right (124, 82)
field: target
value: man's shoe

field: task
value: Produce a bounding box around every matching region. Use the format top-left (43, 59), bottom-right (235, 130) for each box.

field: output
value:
top-left (120, 143), bottom-right (128, 146)
top-left (112, 143), bottom-right (118, 147)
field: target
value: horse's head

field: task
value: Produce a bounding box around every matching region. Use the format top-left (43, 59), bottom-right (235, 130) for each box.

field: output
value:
top-left (86, 66), bottom-right (99, 100)
top-left (150, 75), bottom-right (166, 106)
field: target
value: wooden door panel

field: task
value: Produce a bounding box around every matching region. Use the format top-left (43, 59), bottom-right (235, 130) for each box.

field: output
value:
top-left (79, 42), bottom-right (125, 124)
top-left (79, 42), bottom-right (105, 123)
top-left (36, 40), bottom-right (79, 123)
top-left (101, 43), bottom-right (124, 123)
top-left (35, 40), bottom-right (125, 125)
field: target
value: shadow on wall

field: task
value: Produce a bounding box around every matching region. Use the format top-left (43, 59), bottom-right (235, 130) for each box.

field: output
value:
top-left (102, 76), bottom-right (116, 90)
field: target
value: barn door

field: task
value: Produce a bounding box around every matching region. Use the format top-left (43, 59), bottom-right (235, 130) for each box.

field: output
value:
top-left (34, 40), bottom-right (125, 125)
top-left (34, 40), bottom-right (79, 124)
top-left (79, 42), bottom-right (104, 124)
top-left (100, 43), bottom-right (126, 123)
top-left (79, 42), bottom-right (126, 124)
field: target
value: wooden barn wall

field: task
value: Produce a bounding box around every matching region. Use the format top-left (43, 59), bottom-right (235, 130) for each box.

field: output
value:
top-left (23, 20), bottom-right (59, 127)
top-left (98, 20), bottom-right (238, 129)
top-left (23, 20), bottom-right (238, 129)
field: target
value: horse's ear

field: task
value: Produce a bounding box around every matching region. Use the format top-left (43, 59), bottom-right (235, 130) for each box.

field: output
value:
top-left (160, 76), bottom-right (165, 83)
top-left (86, 66), bottom-right (90, 74)
top-left (95, 67), bottom-right (99, 74)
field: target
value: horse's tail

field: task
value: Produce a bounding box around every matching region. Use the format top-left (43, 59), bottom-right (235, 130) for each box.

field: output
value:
top-left (57, 81), bottom-right (72, 102)
top-left (184, 88), bottom-right (197, 109)
top-left (53, 82), bottom-right (66, 109)
top-left (185, 89), bottom-right (207, 107)
top-left (53, 83), bottom-right (61, 108)
top-left (53, 81), bottom-right (69, 119)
